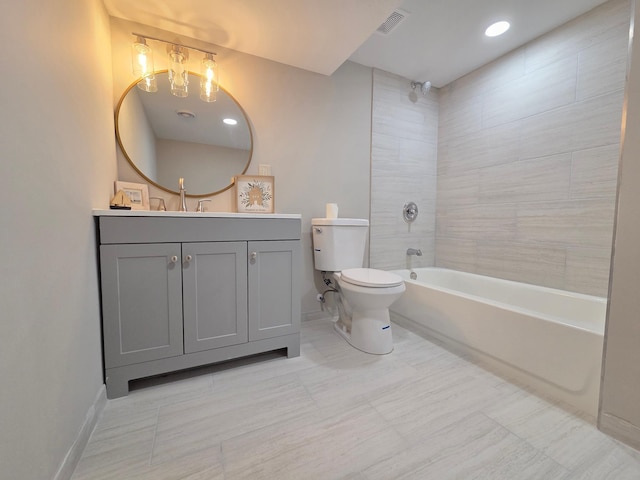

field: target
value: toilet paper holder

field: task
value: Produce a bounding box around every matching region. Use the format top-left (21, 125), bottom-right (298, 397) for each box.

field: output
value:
top-left (403, 202), bottom-right (419, 223)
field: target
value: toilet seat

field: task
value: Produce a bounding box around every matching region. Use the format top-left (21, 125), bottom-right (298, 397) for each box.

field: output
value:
top-left (340, 268), bottom-right (404, 288)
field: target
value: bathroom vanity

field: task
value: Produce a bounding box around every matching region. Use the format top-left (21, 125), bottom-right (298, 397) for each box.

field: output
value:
top-left (93, 210), bottom-right (301, 398)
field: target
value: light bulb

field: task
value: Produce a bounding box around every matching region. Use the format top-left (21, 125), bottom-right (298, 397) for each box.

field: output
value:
top-left (200, 53), bottom-right (219, 102)
top-left (131, 36), bottom-right (156, 91)
top-left (168, 47), bottom-right (189, 97)
top-left (137, 75), bottom-right (157, 93)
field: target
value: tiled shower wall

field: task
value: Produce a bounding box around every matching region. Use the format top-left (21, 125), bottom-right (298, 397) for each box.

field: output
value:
top-left (435, 0), bottom-right (629, 296)
top-left (370, 69), bottom-right (439, 270)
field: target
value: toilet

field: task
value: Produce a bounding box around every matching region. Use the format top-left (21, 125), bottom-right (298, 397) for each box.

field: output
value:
top-left (311, 218), bottom-right (405, 354)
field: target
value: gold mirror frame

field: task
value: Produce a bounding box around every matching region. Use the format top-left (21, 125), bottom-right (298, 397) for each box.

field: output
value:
top-left (115, 70), bottom-right (253, 198)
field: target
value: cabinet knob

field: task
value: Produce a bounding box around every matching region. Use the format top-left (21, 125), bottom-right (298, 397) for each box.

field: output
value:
top-left (170, 255), bottom-right (178, 263)
top-left (184, 254), bottom-right (193, 263)
top-left (250, 252), bottom-right (257, 264)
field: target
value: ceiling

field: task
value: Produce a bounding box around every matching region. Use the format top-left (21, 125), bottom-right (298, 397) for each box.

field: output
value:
top-left (104, 0), bottom-right (613, 87)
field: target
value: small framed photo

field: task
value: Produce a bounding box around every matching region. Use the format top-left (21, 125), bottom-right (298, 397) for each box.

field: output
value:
top-left (234, 175), bottom-right (275, 213)
top-left (114, 181), bottom-right (150, 210)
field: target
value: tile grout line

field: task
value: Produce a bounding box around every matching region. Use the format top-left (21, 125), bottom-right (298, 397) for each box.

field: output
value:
top-left (148, 405), bottom-right (161, 467)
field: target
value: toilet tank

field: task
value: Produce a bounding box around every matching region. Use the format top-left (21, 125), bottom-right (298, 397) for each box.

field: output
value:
top-left (311, 218), bottom-right (369, 271)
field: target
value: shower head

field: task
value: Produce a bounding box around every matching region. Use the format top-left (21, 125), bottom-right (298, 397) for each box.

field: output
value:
top-left (410, 80), bottom-right (432, 95)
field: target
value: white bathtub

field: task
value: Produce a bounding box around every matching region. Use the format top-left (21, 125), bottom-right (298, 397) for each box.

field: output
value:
top-left (390, 267), bottom-right (606, 417)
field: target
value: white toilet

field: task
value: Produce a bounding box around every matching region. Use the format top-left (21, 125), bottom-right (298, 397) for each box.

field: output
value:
top-left (311, 218), bottom-right (405, 354)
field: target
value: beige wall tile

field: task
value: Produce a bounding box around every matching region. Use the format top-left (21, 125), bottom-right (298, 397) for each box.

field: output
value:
top-left (476, 242), bottom-right (567, 289)
top-left (565, 247), bottom-right (612, 296)
top-left (438, 204), bottom-right (517, 241)
top-left (577, 23), bottom-right (629, 100)
top-left (570, 144), bottom-right (620, 200)
top-left (482, 57), bottom-right (577, 129)
top-left (440, 121), bottom-right (521, 174)
top-left (516, 199), bottom-right (615, 248)
top-left (519, 105), bottom-right (576, 160)
top-left (447, 49), bottom-right (526, 101)
top-left (524, 0), bottom-right (631, 74)
top-left (435, 237), bottom-right (478, 273)
top-left (479, 154), bottom-right (571, 204)
top-left (438, 91), bottom-right (483, 143)
top-left (571, 90), bottom-right (625, 151)
top-left (437, 170), bottom-right (479, 207)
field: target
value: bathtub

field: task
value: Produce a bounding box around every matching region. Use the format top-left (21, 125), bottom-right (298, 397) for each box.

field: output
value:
top-left (390, 267), bottom-right (606, 417)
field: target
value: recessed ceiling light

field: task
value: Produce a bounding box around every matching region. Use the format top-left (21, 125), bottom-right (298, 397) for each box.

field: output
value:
top-left (223, 118), bottom-right (238, 125)
top-left (485, 21), bottom-right (510, 37)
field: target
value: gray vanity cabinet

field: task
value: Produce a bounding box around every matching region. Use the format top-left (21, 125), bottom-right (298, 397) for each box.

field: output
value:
top-left (100, 242), bottom-right (184, 367)
top-left (249, 240), bottom-right (300, 341)
top-left (182, 241), bottom-right (248, 353)
top-left (96, 214), bottom-right (301, 398)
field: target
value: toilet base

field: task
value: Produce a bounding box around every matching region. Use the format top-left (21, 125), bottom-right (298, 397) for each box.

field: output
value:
top-left (334, 309), bottom-right (393, 355)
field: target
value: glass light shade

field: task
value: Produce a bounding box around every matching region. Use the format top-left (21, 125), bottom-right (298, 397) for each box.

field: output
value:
top-left (137, 75), bottom-right (158, 93)
top-left (168, 47), bottom-right (189, 97)
top-left (131, 37), bottom-right (155, 79)
top-left (200, 53), bottom-right (219, 102)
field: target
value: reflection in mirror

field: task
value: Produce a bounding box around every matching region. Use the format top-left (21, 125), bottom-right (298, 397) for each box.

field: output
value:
top-left (116, 71), bottom-right (252, 196)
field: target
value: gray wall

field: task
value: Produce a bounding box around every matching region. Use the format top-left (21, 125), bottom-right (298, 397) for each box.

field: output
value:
top-left (435, 0), bottom-right (629, 296)
top-left (0, 0), bottom-right (116, 479)
top-left (370, 69), bottom-right (439, 271)
top-left (599, 0), bottom-right (640, 450)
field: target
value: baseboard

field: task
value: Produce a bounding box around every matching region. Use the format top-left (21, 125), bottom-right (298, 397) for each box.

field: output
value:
top-left (599, 412), bottom-right (640, 451)
top-left (53, 385), bottom-right (107, 480)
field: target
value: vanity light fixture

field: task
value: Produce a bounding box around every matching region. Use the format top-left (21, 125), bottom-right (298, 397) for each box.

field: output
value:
top-left (223, 118), bottom-right (238, 125)
top-left (131, 36), bottom-right (157, 92)
top-left (130, 33), bottom-right (219, 102)
top-left (485, 20), bottom-right (510, 37)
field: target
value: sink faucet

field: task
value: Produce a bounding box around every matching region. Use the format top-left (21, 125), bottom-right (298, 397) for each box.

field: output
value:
top-left (407, 248), bottom-right (422, 256)
top-left (179, 177), bottom-right (187, 212)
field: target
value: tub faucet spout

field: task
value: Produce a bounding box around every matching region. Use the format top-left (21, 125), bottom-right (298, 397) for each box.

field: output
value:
top-left (407, 248), bottom-right (422, 256)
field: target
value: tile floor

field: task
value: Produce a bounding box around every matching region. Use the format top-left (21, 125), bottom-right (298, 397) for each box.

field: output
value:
top-left (71, 318), bottom-right (640, 479)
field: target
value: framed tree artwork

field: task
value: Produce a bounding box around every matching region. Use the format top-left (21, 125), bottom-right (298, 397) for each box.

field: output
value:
top-left (234, 175), bottom-right (275, 213)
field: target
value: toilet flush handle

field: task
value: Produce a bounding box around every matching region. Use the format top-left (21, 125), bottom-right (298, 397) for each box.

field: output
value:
top-left (314, 227), bottom-right (322, 233)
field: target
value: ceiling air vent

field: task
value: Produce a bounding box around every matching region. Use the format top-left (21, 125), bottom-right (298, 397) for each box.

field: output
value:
top-left (376, 9), bottom-right (409, 35)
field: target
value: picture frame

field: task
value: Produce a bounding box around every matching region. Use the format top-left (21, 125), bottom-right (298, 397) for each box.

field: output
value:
top-left (234, 175), bottom-right (275, 213)
top-left (114, 181), bottom-right (150, 210)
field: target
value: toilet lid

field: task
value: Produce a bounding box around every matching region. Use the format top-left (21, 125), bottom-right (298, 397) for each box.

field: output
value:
top-left (340, 268), bottom-right (404, 288)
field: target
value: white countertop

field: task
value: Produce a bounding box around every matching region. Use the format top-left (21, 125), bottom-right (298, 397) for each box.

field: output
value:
top-left (92, 209), bottom-right (301, 219)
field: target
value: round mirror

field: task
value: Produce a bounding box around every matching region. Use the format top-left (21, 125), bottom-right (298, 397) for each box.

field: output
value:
top-left (115, 71), bottom-right (253, 197)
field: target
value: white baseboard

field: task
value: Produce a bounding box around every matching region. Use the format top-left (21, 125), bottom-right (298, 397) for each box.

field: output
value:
top-left (599, 412), bottom-right (640, 451)
top-left (53, 385), bottom-right (107, 480)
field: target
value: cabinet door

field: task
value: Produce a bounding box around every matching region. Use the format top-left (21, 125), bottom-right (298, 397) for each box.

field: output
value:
top-left (100, 243), bottom-right (184, 368)
top-left (182, 242), bottom-right (248, 353)
top-left (248, 240), bottom-right (301, 341)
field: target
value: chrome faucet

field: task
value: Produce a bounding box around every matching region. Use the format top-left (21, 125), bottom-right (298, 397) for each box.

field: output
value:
top-left (407, 248), bottom-right (422, 256)
top-left (196, 199), bottom-right (211, 213)
top-left (179, 177), bottom-right (187, 212)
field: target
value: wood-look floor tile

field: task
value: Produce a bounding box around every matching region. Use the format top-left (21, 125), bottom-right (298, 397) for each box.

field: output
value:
top-left (222, 403), bottom-right (406, 480)
top-left (362, 412), bottom-right (568, 480)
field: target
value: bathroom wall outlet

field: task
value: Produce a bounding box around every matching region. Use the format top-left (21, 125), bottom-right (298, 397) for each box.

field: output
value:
top-left (259, 164), bottom-right (272, 176)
